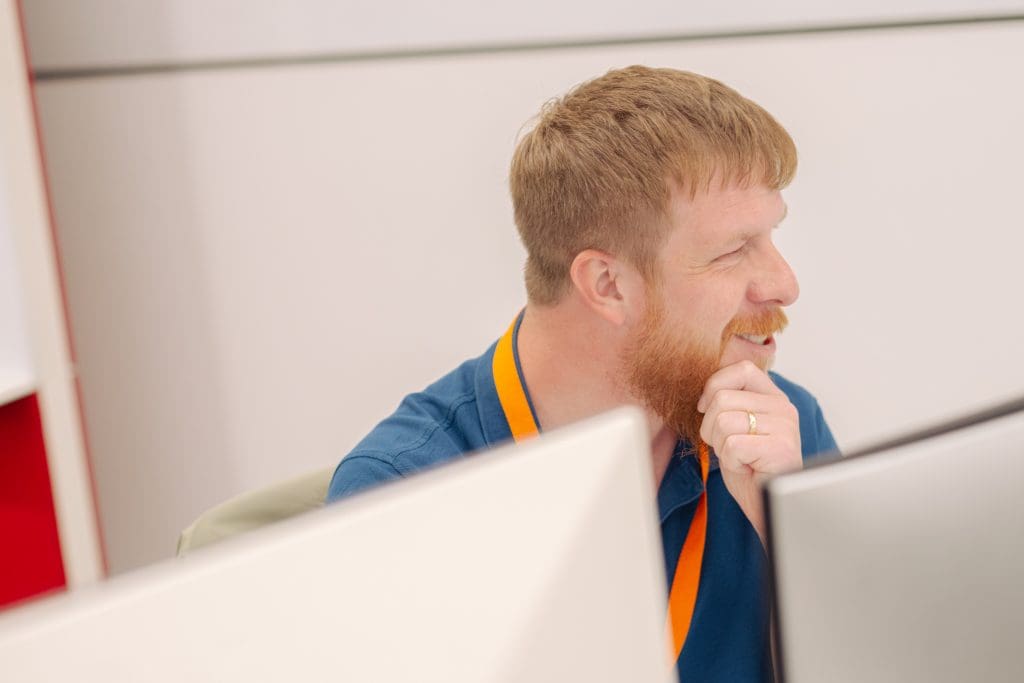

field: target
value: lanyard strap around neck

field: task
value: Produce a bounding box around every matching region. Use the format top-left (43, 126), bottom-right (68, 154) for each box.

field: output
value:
top-left (492, 317), bottom-right (539, 442)
top-left (492, 314), bottom-right (708, 664)
top-left (666, 442), bottom-right (709, 662)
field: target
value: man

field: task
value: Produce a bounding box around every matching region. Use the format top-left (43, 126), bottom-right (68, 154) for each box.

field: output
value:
top-left (326, 65), bottom-right (837, 681)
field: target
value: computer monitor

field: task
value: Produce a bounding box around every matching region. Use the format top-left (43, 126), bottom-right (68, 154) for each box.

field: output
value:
top-left (0, 407), bottom-right (676, 683)
top-left (765, 396), bottom-right (1024, 683)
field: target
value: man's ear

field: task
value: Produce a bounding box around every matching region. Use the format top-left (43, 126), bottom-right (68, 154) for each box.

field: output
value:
top-left (568, 249), bottom-right (645, 326)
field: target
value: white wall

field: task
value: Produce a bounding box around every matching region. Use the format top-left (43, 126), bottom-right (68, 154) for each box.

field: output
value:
top-left (32, 19), bottom-right (1024, 572)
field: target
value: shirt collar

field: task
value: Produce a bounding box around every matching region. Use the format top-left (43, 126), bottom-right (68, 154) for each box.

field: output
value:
top-left (657, 441), bottom-right (708, 522)
top-left (476, 310), bottom-right (539, 447)
top-left (475, 338), bottom-right (514, 447)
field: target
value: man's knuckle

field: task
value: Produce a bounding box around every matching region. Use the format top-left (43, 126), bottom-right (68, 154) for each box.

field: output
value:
top-left (722, 433), bottom-right (743, 454)
top-left (699, 421), bottom-right (712, 442)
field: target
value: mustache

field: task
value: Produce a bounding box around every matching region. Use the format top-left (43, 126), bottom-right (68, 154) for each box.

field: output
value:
top-left (723, 307), bottom-right (789, 340)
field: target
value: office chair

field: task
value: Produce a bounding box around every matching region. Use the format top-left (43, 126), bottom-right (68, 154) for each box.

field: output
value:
top-left (176, 466), bottom-right (334, 556)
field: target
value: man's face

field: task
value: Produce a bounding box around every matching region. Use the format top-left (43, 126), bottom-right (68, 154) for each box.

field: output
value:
top-left (623, 182), bottom-right (798, 445)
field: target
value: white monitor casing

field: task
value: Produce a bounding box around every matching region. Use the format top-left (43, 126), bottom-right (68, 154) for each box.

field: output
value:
top-left (0, 407), bottom-right (676, 683)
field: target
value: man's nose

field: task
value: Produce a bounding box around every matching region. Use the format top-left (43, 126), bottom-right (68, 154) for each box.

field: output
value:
top-left (749, 244), bottom-right (800, 306)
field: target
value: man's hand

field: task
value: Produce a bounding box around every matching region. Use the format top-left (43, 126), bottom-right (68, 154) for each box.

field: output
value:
top-left (697, 361), bottom-right (802, 545)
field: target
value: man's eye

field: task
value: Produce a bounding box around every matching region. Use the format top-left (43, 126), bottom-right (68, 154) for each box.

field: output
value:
top-left (717, 245), bottom-right (745, 261)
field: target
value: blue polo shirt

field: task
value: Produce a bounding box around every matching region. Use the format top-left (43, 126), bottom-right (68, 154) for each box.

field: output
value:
top-left (327, 324), bottom-right (838, 682)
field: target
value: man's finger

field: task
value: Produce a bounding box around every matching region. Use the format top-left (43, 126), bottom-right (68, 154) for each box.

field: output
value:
top-left (718, 434), bottom-right (801, 476)
top-left (697, 360), bottom-right (782, 412)
top-left (699, 389), bottom-right (787, 418)
top-left (703, 410), bottom-right (776, 447)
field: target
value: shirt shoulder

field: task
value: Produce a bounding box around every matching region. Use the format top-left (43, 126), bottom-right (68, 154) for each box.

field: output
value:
top-left (326, 354), bottom-right (491, 503)
top-left (769, 371), bottom-right (840, 460)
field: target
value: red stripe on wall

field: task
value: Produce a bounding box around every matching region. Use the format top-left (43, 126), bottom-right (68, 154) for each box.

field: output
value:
top-left (0, 394), bottom-right (66, 609)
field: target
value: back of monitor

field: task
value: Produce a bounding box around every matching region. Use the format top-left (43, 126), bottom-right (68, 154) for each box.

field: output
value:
top-left (0, 407), bottom-right (675, 683)
top-left (766, 403), bottom-right (1024, 683)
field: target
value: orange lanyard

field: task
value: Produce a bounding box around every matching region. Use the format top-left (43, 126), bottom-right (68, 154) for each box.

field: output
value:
top-left (491, 316), bottom-right (708, 664)
top-left (492, 317), bottom-right (539, 443)
top-left (666, 442), bottom-right (709, 661)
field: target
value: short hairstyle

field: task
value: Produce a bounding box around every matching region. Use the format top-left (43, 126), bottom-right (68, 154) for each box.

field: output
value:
top-left (509, 65), bottom-right (798, 305)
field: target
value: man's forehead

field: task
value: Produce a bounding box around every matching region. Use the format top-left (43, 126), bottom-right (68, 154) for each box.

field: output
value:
top-left (666, 184), bottom-right (787, 243)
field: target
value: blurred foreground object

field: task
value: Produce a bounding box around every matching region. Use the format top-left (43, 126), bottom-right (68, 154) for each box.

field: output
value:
top-left (766, 396), bottom-right (1024, 682)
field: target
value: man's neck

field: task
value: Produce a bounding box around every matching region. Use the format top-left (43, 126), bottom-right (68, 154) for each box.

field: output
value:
top-left (515, 303), bottom-right (679, 489)
top-left (648, 425), bottom-right (678, 489)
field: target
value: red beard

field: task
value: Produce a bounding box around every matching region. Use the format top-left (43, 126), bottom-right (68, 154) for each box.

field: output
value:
top-left (624, 298), bottom-right (788, 447)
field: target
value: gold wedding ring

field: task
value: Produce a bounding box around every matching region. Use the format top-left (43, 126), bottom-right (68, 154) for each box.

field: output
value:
top-left (746, 410), bottom-right (758, 435)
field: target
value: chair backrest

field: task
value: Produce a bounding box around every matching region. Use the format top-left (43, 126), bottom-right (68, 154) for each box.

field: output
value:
top-left (177, 466), bottom-right (334, 556)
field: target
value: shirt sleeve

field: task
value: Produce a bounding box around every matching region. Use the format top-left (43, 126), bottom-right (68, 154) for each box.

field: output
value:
top-left (769, 372), bottom-right (840, 460)
top-left (325, 453), bottom-right (404, 504)
top-left (808, 398), bottom-right (840, 459)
